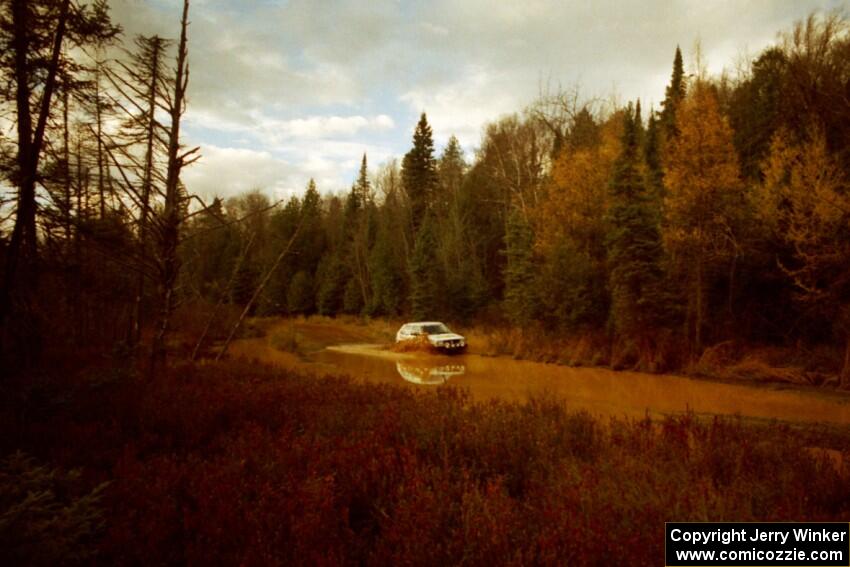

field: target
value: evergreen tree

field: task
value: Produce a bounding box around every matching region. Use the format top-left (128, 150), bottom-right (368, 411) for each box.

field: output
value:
top-left (354, 153), bottom-right (371, 203)
top-left (342, 278), bottom-right (364, 314)
top-left (634, 99), bottom-right (644, 143)
top-left (606, 104), bottom-right (669, 350)
top-left (267, 195), bottom-right (301, 312)
top-left (368, 223), bottom-right (405, 316)
top-left (727, 47), bottom-right (787, 180)
top-left (438, 135), bottom-right (465, 201)
top-left (660, 46), bottom-right (686, 139)
top-left (644, 109), bottom-right (664, 198)
top-left (402, 113), bottom-right (438, 235)
top-left (343, 157), bottom-right (375, 312)
top-left (316, 253), bottom-right (346, 315)
top-left (343, 185), bottom-right (361, 232)
top-left (435, 134), bottom-right (480, 318)
top-left (232, 259), bottom-right (261, 307)
top-left (297, 179), bottom-right (325, 274)
top-left (538, 240), bottom-right (607, 331)
top-left (568, 108), bottom-right (601, 151)
top-left (180, 197), bottom-right (240, 300)
top-left (286, 270), bottom-right (314, 314)
top-left (408, 213), bottom-right (440, 320)
top-left (502, 209), bottom-right (538, 325)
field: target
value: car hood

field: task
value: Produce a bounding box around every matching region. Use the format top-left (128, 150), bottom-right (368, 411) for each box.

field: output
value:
top-left (427, 333), bottom-right (465, 343)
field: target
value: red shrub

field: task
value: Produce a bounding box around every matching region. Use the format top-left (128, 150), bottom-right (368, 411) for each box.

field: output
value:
top-left (1, 359), bottom-right (848, 565)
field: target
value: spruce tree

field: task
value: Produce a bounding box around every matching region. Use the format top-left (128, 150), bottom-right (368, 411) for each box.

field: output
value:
top-left (644, 109), bottom-right (664, 198)
top-left (727, 47), bottom-right (787, 180)
top-left (343, 157), bottom-right (375, 312)
top-left (568, 108), bottom-right (601, 151)
top-left (286, 270), bottom-right (314, 314)
top-left (368, 223), bottom-right (405, 316)
top-left (343, 185), bottom-right (361, 232)
top-left (316, 253), bottom-right (346, 315)
top-left (408, 213), bottom-right (440, 320)
top-left (660, 46), bottom-right (686, 139)
top-left (634, 99), bottom-right (644, 142)
top-left (354, 153), bottom-right (371, 203)
top-left (298, 179), bottom-right (325, 274)
top-left (402, 113), bottom-right (438, 235)
top-left (342, 278), bottom-right (364, 314)
top-left (606, 103), bottom-right (669, 346)
top-left (502, 209), bottom-right (538, 325)
top-left (268, 195), bottom-right (301, 308)
top-left (436, 134), bottom-right (478, 318)
top-left (439, 136), bottom-right (465, 192)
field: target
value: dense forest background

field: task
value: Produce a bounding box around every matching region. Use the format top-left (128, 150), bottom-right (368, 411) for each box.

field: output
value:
top-left (1, 2), bottom-right (850, 383)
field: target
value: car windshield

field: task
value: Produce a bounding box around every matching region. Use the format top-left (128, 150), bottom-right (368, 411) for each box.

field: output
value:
top-left (422, 323), bottom-right (450, 334)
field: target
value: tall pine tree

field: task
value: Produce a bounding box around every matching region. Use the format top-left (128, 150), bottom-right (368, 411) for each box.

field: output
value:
top-left (503, 209), bottom-right (538, 325)
top-left (298, 179), bottom-right (325, 274)
top-left (660, 46), bottom-right (686, 140)
top-left (408, 213), bottom-right (440, 320)
top-left (341, 156), bottom-right (374, 313)
top-left (644, 108), bottom-right (664, 199)
top-left (437, 135), bottom-right (464, 213)
top-left (402, 113), bottom-right (438, 235)
top-left (354, 153), bottom-right (371, 204)
top-left (606, 103), bottom-right (669, 361)
top-left (368, 222), bottom-right (405, 316)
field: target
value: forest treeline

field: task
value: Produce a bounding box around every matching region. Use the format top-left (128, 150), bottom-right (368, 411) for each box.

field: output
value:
top-left (1, 2), bottom-right (850, 383)
top-left (181, 13), bottom-right (850, 382)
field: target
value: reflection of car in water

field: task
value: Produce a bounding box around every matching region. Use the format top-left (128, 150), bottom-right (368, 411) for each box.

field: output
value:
top-left (395, 362), bottom-right (466, 385)
top-left (395, 321), bottom-right (466, 352)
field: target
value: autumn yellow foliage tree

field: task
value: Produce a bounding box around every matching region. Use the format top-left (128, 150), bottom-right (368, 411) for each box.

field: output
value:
top-left (530, 112), bottom-right (622, 329)
top-left (534, 112), bottom-right (622, 256)
top-left (756, 129), bottom-right (850, 387)
top-left (663, 82), bottom-right (745, 353)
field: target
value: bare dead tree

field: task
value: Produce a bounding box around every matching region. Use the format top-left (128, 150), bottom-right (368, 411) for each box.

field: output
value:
top-left (149, 0), bottom-right (200, 368)
top-left (103, 34), bottom-right (172, 345)
top-left (527, 82), bottom-right (602, 160)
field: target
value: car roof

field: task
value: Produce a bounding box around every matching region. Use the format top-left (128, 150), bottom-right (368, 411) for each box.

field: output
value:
top-left (404, 321), bottom-right (445, 327)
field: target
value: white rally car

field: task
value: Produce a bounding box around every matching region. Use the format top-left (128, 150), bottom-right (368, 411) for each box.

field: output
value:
top-left (395, 321), bottom-right (467, 353)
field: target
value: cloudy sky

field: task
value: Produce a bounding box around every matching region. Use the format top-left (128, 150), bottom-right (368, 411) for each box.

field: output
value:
top-left (109, 0), bottom-right (843, 201)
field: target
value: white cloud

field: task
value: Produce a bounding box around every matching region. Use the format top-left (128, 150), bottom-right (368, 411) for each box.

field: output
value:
top-left (185, 111), bottom-right (394, 140)
top-left (420, 22), bottom-right (449, 37)
top-left (400, 67), bottom-right (520, 149)
top-left (182, 145), bottom-right (295, 201)
top-left (105, 0), bottom-right (842, 200)
top-left (269, 114), bottom-right (395, 139)
top-left (182, 139), bottom-right (397, 202)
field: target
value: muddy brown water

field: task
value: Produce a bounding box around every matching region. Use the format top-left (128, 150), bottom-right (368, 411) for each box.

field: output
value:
top-left (229, 337), bottom-right (850, 426)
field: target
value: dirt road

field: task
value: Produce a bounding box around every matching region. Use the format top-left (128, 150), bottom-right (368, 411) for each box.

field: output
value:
top-left (229, 318), bottom-right (850, 426)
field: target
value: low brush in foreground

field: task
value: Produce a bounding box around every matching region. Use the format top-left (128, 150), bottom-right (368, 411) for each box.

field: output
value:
top-left (1, 359), bottom-right (848, 566)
